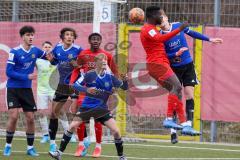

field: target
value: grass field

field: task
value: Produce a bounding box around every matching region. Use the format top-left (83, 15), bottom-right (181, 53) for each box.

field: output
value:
top-left (1, 137), bottom-right (240, 160)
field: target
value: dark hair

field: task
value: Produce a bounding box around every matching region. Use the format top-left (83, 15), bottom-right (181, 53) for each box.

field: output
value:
top-left (146, 6), bottom-right (161, 19)
top-left (42, 41), bottom-right (52, 46)
top-left (88, 32), bottom-right (102, 41)
top-left (60, 27), bottom-right (77, 40)
top-left (19, 26), bottom-right (35, 37)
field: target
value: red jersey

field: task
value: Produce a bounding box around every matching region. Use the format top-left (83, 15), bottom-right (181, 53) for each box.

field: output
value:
top-left (140, 24), bottom-right (181, 64)
top-left (70, 49), bottom-right (118, 84)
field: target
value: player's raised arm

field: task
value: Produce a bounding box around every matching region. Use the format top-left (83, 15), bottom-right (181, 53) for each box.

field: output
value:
top-left (149, 22), bottom-right (189, 42)
top-left (184, 25), bottom-right (223, 44)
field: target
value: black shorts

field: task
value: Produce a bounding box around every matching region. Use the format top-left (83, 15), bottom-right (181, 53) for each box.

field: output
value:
top-left (53, 84), bottom-right (75, 102)
top-left (7, 88), bottom-right (37, 112)
top-left (171, 62), bottom-right (199, 87)
top-left (77, 107), bottom-right (113, 125)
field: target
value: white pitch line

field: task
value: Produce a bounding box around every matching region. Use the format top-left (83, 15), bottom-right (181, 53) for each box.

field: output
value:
top-left (124, 143), bottom-right (240, 153)
top-left (1, 137), bottom-right (240, 153)
top-left (0, 150), bottom-right (239, 160)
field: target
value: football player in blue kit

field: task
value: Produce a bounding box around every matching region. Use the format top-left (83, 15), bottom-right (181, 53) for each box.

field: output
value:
top-left (46, 27), bottom-right (83, 151)
top-left (49, 53), bottom-right (128, 160)
top-left (3, 26), bottom-right (49, 157)
top-left (159, 10), bottom-right (223, 144)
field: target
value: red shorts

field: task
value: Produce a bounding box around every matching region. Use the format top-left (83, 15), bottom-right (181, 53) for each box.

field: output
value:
top-left (147, 61), bottom-right (174, 85)
top-left (77, 92), bottom-right (86, 106)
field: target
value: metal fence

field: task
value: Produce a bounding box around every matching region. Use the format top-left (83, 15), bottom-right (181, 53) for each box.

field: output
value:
top-left (0, 0), bottom-right (240, 27)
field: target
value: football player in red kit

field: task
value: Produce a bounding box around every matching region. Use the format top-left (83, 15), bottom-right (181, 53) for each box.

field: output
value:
top-left (140, 6), bottom-right (200, 135)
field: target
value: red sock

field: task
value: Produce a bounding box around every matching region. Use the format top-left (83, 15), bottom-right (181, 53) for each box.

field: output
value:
top-left (167, 94), bottom-right (178, 118)
top-left (175, 99), bottom-right (186, 123)
top-left (95, 122), bottom-right (102, 144)
top-left (77, 122), bottom-right (86, 142)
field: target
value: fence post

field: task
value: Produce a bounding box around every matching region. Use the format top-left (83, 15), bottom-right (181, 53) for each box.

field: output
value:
top-left (12, 0), bottom-right (19, 22)
top-left (210, 0), bottom-right (221, 143)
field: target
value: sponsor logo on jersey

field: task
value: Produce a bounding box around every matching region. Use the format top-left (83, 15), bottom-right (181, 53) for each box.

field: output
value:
top-left (169, 39), bottom-right (181, 48)
top-left (85, 55), bottom-right (90, 59)
top-left (23, 61), bottom-right (33, 69)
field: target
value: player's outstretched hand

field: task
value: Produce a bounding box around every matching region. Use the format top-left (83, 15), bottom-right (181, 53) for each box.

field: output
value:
top-left (28, 73), bottom-right (37, 80)
top-left (176, 47), bottom-right (188, 56)
top-left (87, 87), bottom-right (98, 95)
top-left (120, 73), bottom-right (128, 81)
top-left (179, 22), bottom-right (189, 31)
top-left (210, 38), bottom-right (223, 44)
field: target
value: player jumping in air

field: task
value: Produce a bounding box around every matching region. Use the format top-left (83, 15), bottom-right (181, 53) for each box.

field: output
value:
top-left (159, 10), bottom-right (223, 143)
top-left (70, 33), bottom-right (118, 157)
top-left (49, 53), bottom-right (128, 160)
top-left (140, 6), bottom-right (200, 135)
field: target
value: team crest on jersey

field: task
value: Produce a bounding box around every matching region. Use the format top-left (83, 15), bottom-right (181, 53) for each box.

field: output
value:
top-left (21, 56), bottom-right (25, 59)
top-left (68, 54), bottom-right (73, 59)
top-left (32, 54), bottom-right (35, 58)
top-left (105, 82), bottom-right (110, 87)
top-left (148, 29), bottom-right (157, 37)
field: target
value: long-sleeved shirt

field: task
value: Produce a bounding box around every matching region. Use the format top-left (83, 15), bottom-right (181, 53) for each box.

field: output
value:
top-left (72, 70), bottom-right (128, 109)
top-left (6, 45), bottom-right (45, 88)
top-left (161, 22), bottom-right (210, 67)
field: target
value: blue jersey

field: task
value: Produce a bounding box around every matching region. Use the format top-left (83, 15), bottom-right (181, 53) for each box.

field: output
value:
top-left (6, 45), bottom-right (45, 88)
top-left (51, 43), bottom-right (83, 84)
top-left (161, 22), bottom-right (209, 67)
top-left (73, 70), bottom-right (128, 109)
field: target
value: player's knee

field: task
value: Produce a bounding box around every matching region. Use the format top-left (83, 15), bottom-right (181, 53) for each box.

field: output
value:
top-left (185, 92), bottom-right (194, 99)
top-left (111, 128), bottom-right (120, 138)
top-left (26, 115), bottom-right (34, 125)
top-left (172, 83), bottom-right (182, 95)
top-left (50, 112), bottom-right (58, 119)
top-left (10, 116), bottom-right (18, 124)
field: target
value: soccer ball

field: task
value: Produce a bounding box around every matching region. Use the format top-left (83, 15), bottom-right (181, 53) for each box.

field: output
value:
top-left (129, 8), bottom-right (144, 24)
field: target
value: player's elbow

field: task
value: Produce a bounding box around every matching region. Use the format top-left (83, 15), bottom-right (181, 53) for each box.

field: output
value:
top-left (6, 67), bottom-right (13, 78)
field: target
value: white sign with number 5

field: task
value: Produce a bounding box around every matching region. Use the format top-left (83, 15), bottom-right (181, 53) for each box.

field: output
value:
top-left (101, 2), bottom-right (111, 22)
